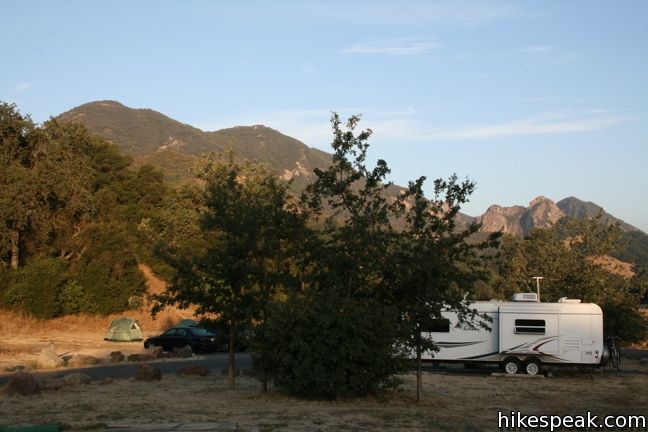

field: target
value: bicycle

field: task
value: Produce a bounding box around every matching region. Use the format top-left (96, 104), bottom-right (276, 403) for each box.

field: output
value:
top-left (606, 336), bottom-right (621, 371)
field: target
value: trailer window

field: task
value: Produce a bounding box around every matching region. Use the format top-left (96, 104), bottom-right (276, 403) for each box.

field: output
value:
top-left (425, 318), bottom-right (450, 333)
top-left (514, 319), bottom-right (545, 334)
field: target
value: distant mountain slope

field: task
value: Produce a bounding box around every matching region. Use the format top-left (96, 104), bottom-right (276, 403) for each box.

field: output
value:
top-left (57, 101), bottom-right (332, 190)
top-left (58, 100), bottom-right (220, 157)
top-left (57, 101), bottom-right (645, 266)
top-left (557, 196), bottom-right (639, 232)
top-left (209, 125), bottom-right (332, 190)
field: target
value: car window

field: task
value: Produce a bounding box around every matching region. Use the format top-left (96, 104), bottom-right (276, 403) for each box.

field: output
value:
top-left (163, 329), bottom-right (176, 336)
top-left (191, 328), bottom-right (211, 336)
top-left (176, 328), bottom-right (188, 336)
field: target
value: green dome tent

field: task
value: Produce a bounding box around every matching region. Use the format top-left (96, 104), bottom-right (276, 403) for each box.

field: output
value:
top-left (104, 317), bottom-right (144, 342)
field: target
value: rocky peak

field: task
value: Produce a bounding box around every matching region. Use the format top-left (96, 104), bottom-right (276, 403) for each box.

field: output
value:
top-left (476, 204), bottom-right (526, 236)
top-left (520, 196), bottom-right (565, 235)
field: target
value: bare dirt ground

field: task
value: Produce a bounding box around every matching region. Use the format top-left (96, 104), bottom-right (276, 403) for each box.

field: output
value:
top-left (1, 362), bottom-right (647, 431)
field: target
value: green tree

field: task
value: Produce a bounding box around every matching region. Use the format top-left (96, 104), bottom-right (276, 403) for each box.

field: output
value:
top-left (1, 103), bottom-right (154, 317)
top-left (302, 113), bottom-right (396, 300)
top-left (153, 154), bottom-right (306, 389)
top-left (256, 114), bottom-right (406, 399)
top-left (394, 175), bottom-right (498, 402)
top-left (0, 103), bottom-right (42, 269)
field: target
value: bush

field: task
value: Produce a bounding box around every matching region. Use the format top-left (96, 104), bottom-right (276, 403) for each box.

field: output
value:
top-left (1, 256), bottom-right (69, 318)
top-left (73, 259), bottom-right (145, 314)
top-left (603, 302), bottom-right (648, 343)
top-left (253, 291), bottom-right (404, 399)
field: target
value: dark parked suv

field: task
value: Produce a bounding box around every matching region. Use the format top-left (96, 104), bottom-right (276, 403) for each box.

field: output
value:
top-left (143, 326), bottom-right (222, 353)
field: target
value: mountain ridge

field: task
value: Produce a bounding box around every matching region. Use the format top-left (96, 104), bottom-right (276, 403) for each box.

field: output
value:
top-left (57, 101), bottom-right (645, 244)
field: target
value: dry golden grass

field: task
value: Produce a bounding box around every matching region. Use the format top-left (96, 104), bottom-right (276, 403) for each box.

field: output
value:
top-left (1, 362), bottom-right (647, 432)
top-left (0, 265), bottom-right (195, 370)
top-left (589, 255), bottom-right (635, 279)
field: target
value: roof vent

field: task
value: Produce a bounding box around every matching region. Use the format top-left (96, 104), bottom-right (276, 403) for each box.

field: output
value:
top-left (558, 297), bottom-right (581, 303)
top-left (512, 293), bottom-right (538, 302)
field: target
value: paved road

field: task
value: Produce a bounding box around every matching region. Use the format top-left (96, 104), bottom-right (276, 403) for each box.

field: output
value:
top-left (0, 352), bottom-right (252, 386)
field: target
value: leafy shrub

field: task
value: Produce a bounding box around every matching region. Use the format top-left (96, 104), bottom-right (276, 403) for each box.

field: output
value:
top-left (602, 302), bottom-right (648, 343)
top-left (1, 257), bottom-right (69, 318)
top-left (253, 292), bottom-right (404, 399)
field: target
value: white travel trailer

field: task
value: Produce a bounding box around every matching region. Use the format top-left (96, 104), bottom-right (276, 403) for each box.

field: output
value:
top-left (422, 293), bottom-right (607, 375)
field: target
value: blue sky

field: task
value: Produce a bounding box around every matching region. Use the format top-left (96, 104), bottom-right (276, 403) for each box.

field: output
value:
top-left (2, 1), bottom-right (647, 230)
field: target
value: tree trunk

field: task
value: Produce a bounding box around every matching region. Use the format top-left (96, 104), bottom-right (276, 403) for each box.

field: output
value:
top-left (228, 322), bottom-right (236, 390)
top-left (261, 372), bottom-right (268, 393)
top-left (10, 230), bottom-right (19, 270)
top-left (416, 343), bottom-right (422, 403)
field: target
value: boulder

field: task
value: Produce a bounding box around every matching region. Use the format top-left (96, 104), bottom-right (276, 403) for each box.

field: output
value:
top-left (67, 354), bottom-right (99, 368)
top-left (0, 372), bottom-right (40, 396)
top-left (110, 351), bottom-right (125, 363)
top-left (38, 346), bottom-right (64, 369)
top-left (177, 365), bottom-right (210, 376)
top-left (2, 365), bottom-right (26, 373)
top-left (127, 353), bottom-right (154, 362)
top-left (62, 373), bottom-right (92, 387)
top-left (39, 377), bottom-right (65, 391)
top-left (145, 346), bottom-right (164, 359)
top-left (134, 363), bottom-right (162, 381)
top-left (172, 345), bottom-right (193, 358)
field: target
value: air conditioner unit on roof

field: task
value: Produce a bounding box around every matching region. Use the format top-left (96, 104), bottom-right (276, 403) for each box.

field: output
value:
top-left (512, 292), bottom-right (538, 302)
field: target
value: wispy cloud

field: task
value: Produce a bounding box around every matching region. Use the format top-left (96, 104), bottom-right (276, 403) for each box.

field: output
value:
top-left (12, 82), bottom-right (34, 94)
top-left (420, 110), bottom-right (625, 140)
top-left (194, 108), bottom-right (625, 148)
top-left (342, 38), bottom-right (440, 56)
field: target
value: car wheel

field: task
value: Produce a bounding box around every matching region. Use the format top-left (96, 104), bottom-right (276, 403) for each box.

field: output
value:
top-left (502, 357), bottom-right (521, 374)
top-left (523, 358), bottom-right (542, 376)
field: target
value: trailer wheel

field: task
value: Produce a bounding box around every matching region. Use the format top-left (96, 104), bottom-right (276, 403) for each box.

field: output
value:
top-left (502, 357), bottom-right (521, 374)
top-left (523, 358), bottom-right (542, 376)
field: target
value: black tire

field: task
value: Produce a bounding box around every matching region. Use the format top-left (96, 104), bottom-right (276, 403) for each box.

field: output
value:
top-left (502, 357), bottom-right (522, 374)
top-left (523, 358), bottom-right (542, 376)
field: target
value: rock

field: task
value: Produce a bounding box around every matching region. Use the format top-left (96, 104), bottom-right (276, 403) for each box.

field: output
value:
top-left (127, 354), bottom-right (154, 362)
top-left (62, 373), bottom-right (92, 387)
top-left (38, 346), bottom-right (64, 369)
top-left (172, 345), bottom-right (193, 358)
top-left (220, 367), bottom-right (241, 377)
top-left (145, 346), bottom-right (164, 359)
top-left (110, 351), bottom-right (125, 363)
top-left (40, 377), bottom-right (65, 391)
top-left (3, 365), bottom-right (26, 373)
top-left (0, 372), bottom-right (40, 396)
top-left (134, 363), bottom-right (162, 381)
top-left (177, 365), bottom-right (210, 376)
top-left (67, 354), bottom-right (99, 367)
top-left (475, 204), bottom-right (526, 236)
top-left (546, 371), bottom-right (554, 378)
top-left (520, 196), bottom-right (565, 236)
top-left (99, 377), bottom-right (114, 385)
